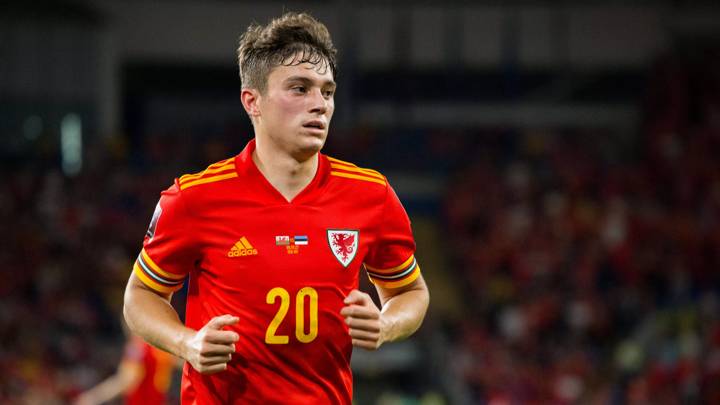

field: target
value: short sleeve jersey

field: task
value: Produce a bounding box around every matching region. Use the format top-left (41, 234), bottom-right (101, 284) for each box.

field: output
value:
top-left (133, 139), bottom-right (421, 404)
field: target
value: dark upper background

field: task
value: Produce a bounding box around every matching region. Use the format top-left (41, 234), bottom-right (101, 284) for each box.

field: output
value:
top-left (2, 1), bottom-right (720, 404)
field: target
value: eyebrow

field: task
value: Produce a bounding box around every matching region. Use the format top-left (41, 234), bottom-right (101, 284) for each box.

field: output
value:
top-left (284, 75), bottom-right (336, 88)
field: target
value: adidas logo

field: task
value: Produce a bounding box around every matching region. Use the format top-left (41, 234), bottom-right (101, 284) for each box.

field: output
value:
top-left (228, 237), bottom-right (258, 257)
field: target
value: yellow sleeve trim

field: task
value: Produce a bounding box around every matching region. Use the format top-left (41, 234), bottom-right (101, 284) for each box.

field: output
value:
top-left (329, 163), bottom-right (385, 180)
top-left (369, 264), bottom-right (421, 289)
top-left (133, 262), bottom-right (182, 294)
top-left (326, 156), bottom-right (356, 166)
top-left (365, 255), bottom-right (415, 274)
top-left (327, 156), bottom-right (381, 173)
top-left (179, 172), bottom-right (238, 190)
top-left (208, 157), bottom-right (235, 168)
top-left (179, 163), bottom-right (235, 183)
top-left (330, 171), bottom-right (387, 187)
top-left (327, 156), bottom-right (383, 175)
top-left (141, 249), bottom-right (185, 280)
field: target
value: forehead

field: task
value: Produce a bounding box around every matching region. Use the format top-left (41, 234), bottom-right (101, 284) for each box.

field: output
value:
top-left (267, 61), bottom-right (335, 85)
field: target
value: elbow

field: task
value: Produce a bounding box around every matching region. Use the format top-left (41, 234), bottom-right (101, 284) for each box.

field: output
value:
top-left (122, 297), bottom-right (133, 333)
top-left (410, 285), bottom-right (430, 338)
top-left (122, 276), bottom-right (139, 334)
top-left (412, 277), bottom-right (430, 330)
top-left (415, 275), bottom-right (430, 315)
top-left (419, 284), bottom-right (430, 321)
top-left (122, 292), bottom-right (133, 333)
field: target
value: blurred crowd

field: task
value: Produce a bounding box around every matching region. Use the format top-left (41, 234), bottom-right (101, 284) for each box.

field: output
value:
top-left (443, 50), bottom-right (720, 404)
top-left (0, 120), bottom-right (253, 402)
top-left (0, 133), bottom-right (194, 403)
top-left (2, 48), bottom-right (720, 404)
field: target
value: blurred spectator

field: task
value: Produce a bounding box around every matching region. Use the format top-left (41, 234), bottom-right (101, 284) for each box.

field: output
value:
top-left (73, 332), bottom-right (178, 405)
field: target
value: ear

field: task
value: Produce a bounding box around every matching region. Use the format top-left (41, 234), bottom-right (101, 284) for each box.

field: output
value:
top-left (240, 88), bottom-right (261, 118)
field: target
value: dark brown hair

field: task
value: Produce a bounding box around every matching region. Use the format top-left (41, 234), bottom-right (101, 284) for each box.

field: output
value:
top-left (237, 12), bottom-right (337, 93)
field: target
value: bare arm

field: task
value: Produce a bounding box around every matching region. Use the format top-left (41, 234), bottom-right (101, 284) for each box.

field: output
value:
top-left (123, 273), bottom-right (240, 374)
top-left (376, 274), bottom-right (430, 343)
top-left (340, 274), bottom-right (429, 350)
top-left (123, 273), bottom-right (191, 357)
top-left (73, 361), bottom-right (143, 405)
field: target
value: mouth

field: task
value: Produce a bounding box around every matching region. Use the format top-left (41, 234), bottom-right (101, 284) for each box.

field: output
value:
top-left (302, 120), bottom-right (326, 131)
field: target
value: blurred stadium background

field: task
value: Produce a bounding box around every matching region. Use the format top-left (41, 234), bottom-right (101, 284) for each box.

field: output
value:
top-left (2, 0), bottom-right (720, 404)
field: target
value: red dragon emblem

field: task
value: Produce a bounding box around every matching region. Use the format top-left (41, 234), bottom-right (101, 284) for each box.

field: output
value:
top-left (327, 230), bottom-right (359, 267)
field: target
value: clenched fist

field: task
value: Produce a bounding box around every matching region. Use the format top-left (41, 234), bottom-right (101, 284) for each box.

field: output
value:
top-left (182, 314), bottom-right (239, 374)
top-left (340, 290), bottom-right (385, 350)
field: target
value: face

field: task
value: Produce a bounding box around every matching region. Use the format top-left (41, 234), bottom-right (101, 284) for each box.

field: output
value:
top-left (245, 58), bottom-right (336, 160)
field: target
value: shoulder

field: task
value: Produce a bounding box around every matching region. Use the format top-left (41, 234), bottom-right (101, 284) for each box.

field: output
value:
top-left (176, 157), bottom-right (238, 191)
top-left (158, 156), bottom-right (239, 210)
top-left (324, 155), bottom-right (388, 193)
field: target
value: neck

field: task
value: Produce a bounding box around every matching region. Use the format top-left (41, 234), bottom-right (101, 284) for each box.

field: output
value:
top-left (252, 135), bottom-right (319, 202)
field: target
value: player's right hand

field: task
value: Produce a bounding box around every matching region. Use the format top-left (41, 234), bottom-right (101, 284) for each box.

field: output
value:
top-left (182, 314), bottom-right (239, 375)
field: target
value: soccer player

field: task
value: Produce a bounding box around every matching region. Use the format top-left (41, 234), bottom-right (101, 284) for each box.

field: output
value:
top-left (74, 335), bottom-right (177, 405)
top-left (123, 11), bottom-right (430, 404)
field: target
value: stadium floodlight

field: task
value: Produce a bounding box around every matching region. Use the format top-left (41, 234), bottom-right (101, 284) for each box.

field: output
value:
top-left (61, 113), bottom-right (82, 176)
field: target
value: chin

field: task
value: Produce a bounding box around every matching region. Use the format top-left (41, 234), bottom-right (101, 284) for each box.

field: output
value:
top-left (302, 140), bottom-right (325, 155)
top-left (303, 132), bottom-right (327, 148)
top-left (295, 135), bottom-right (326, 159)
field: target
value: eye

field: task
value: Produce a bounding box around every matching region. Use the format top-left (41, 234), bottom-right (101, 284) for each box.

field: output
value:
top-left (323, 90), bottom-right (335, 98)
top-left (291, 86), bottom-right (307, 94)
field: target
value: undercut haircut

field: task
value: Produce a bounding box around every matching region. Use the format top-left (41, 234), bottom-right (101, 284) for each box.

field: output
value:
top-left (237, 12), bottom-right (337, 93)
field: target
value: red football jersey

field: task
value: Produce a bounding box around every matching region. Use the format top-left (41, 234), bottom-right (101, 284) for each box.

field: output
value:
top-left (122, 336), bottom-right (175, 405)
top-left (133, 139), bottom-right (421, 404)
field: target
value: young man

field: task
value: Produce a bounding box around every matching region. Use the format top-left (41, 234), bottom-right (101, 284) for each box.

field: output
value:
top-left (123, 12), bottom-right (429, 404)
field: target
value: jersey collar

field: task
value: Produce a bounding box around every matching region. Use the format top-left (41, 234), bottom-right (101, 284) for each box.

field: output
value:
top-left (234, 138), bottom-right (329, 205)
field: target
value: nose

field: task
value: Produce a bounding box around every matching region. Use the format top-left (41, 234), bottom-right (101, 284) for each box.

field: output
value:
top-left (308, 88), bottom-right (328, 115)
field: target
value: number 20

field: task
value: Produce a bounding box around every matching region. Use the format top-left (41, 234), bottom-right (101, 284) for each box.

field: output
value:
top-left (265, 287), bottom-right (318, 344)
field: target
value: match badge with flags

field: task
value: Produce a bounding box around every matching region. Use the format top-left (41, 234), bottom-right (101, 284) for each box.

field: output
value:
top-left (327, 229), bottom-right (359, 268)
top-left (276, 235), bottom-right (307, 254)
top-left (146, 204), bottom-right (162, 240)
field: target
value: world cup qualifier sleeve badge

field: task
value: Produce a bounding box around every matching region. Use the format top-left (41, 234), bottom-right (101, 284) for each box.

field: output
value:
top-left (327, 229), bottom-right (359, 268)
top-left (146, 203), bottom-right (162, 240)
